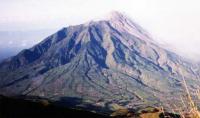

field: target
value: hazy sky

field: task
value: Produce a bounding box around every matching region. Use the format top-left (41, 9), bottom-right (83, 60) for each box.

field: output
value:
top-left (1, 0), bottom-right (200, 60)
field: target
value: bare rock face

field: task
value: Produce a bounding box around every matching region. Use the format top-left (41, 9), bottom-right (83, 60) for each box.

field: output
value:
top-left (0, 11), bottom-right (199, 112)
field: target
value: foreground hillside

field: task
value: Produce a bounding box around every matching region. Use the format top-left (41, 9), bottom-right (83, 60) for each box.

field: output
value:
top-left (0, 95), bottom-right (182, 118)
top-left (0, 95), bottom-right (110, 118)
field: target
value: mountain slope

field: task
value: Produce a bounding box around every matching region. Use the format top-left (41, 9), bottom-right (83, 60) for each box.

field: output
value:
top-left (0, 11), bottom-right (199, 112)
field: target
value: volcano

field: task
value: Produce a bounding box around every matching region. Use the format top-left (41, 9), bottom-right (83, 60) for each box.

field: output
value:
top-left (0, 11), bottom-right (199, 112)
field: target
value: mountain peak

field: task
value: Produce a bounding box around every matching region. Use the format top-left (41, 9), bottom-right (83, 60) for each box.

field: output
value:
top-left (105, 11), bottom-right (129, 22)
top-left (103, 11), bottom-right (152, 42)
top-left (106, 11), bottom-right (124, 18)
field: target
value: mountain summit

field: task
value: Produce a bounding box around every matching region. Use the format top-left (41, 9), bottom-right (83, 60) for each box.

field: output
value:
top-left (106, 11), bottom-right (152, 42)
top-left (0, 11), bottom-right (199, 112)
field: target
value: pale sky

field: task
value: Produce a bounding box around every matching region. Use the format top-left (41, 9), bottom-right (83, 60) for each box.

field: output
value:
top-left (1, 0), bottom-right (200, 61)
